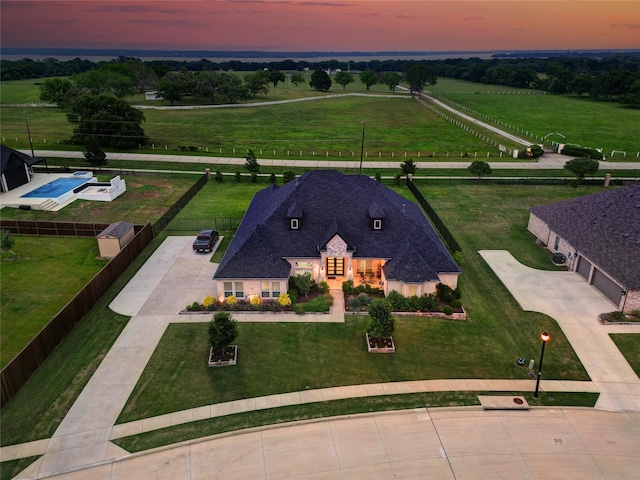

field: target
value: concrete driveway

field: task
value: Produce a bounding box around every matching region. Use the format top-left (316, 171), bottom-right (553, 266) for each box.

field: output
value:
top-left (480, 250), bottom-right (640, 412)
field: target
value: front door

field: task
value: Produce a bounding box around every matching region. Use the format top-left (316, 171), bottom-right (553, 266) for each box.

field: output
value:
top-left (326, 257), bottom-right (344, 277)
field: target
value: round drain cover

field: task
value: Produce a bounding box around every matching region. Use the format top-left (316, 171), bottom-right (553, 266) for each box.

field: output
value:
top-left (513, 398), bottom-right (524, 405)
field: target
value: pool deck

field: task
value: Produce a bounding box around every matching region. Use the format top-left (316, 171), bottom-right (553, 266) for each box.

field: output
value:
top-left (0, 173), bottom-right (89, 211)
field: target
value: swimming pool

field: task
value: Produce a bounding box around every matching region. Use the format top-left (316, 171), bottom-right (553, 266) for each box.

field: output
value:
top-left (21, 177), bottom-right (91, 198)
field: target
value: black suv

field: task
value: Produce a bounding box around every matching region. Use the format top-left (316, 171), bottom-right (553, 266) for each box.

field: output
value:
top-left (192, 229), bottom-right (219, 253)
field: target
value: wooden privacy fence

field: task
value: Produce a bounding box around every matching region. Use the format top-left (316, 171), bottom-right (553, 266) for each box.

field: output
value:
top-left (0, 220), bottom-right (110, 237)
top-left (0, 223), bottom-right (154, 408)
top-left (406, 178), bottom-right (462, 254)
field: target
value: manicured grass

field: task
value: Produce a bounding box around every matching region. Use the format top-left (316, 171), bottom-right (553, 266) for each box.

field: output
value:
top-left (0, 233), bottom-right (168, 447)
top-left (114, 391), bottom-right (599, 454)
top-left (610, 334), bottom-right (640, 377)
top-left (0, 236), bottom-right (109, 367)
top-left (0, 174), bottom-right (198, 224)
top-left (430, 78), bottom-right (640, 154)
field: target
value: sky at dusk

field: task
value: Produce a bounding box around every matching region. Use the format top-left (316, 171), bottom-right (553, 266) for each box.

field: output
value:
top-left (1, 0), bottom-right (639, 53)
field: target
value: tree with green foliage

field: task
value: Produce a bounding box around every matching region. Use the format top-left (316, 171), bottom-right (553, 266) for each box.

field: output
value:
top-left (244, 72), bottom-right (270, 98)
top-left (564, 157), bottom-right (599, 179)
top-left (208, 311), bottom-right (238, 351)
top-left (83, 136), bottom-right (107, 169)
top-left (467, 160), bottom-right (492, 180)
top-left (215, 170), bottom-right (223, 183)
top-left (290, 72), bottom-right (306, 87)
top-left (359, 69), bottom-right (378, 90)
top-left (283, 170), bottom-right (296, 183)
top-left (157, 78), bottom-right (183, 105)
top-left (39, 78), bottom-right (75, 106)
top-left (73, 68), bottom-right (134, 98)
top-left (1, 229), bottom-right (16, 260)
top-left (267, 68), bottom-right (286, 88)
top-left (400, 158), bottom-right (417, 177)
top-left (334, 71), bottom-right (354, 90)
top-left (309, 69), bottom-right (332, 91)
top-left (381, 72), bottom-right (402, 92)
top-left (404, 62), bottom-right (437, 95)
top-left (67, 94), bottom-right (148, 148)
top-left (269, 173), bottom-right (277, 184)
top-left (367, 298), bottom-right (395, 338)
top-left (293, 272), bottom-right (314, 298)
top-left (245, 149), bottom-right (260, 173)
top-left (124, 60), bottom-right (158, 94)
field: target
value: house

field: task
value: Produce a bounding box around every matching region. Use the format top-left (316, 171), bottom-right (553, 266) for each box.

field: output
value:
top-left (97, 221), bottom-right (135, 258)
top-left (528, 183), bottom-right (640, 313)
top-left (213, 170), bottom-right (461, 301)
top-left (1, 145), bottom-right (46, 193)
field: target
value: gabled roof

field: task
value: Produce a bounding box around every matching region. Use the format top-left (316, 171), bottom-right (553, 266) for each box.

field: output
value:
top-left (1, 145), bottom-right (46, 174)
top-left (530, 183), bottom-right (640, 289)
top-left (215, 170), bottom-right (460, 282)
top-left (97, 221), bottom-right (134, 239)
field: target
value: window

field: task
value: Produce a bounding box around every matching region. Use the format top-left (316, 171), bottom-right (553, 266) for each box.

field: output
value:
top-left (407, 285), bottom-right (418, 297)
top-left (356, 259), bottom-right (374, 275)
top-left (271, 281), bottom-right (281, 297)
top-left (291, 218), bottom-right (299, 230)
top-left (261, 281), bottom-right (270, 298)
top-left (294, 261), bottom-right (312, 276)
top-left (234, 282), bottom-right (244, 298)
top-left (373, 219), bottom-right (382, 230)
top-left (326, 257), bottom-right (344, 276)
top-left (224, 282), bottom-right (233, 297)
top-left (554, 235), bottom-right (561, 251)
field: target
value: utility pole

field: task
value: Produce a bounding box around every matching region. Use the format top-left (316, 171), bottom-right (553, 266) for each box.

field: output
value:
top-left (359, 120), bottom-right (366, 175)
top-left (24, 112), bottom-right (35, 157)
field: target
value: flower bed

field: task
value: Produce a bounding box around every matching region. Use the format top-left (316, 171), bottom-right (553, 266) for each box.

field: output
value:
top-left (208, 345), bottom-right (237, 367)
top-left (366, 333), bottom-right (395, 353)
top-left (599, 311), bottom-right (640, 325)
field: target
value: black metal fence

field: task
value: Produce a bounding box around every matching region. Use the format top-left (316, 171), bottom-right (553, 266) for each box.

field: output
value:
top-left (152, 174), bottom-right (208, 235)
top-left (164, 217), bottom-right (242, 232)
top-left (406, 178), bottom-right (462, 254)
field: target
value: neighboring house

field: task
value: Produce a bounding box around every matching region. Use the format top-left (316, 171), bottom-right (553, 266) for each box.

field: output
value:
top-left (0, 145), bottom-right (46, 193)
top-left (213, 170), bottom-right (460, 300)
top-left (528, 183), bottom-right (640, 313)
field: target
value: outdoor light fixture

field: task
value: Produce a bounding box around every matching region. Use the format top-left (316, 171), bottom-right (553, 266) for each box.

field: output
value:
top-left (533, 331), bottom-right (550, 398)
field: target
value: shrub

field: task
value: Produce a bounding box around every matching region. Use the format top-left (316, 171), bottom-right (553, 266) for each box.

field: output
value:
top-left (317, 281), bottom-right (329, 293)
top-left (416, 293), bottom-right (438, 311)
top-left (295, 293), bottom-right (333, 314)
top-left (186, 301), bottom-right (200, 312)
top-left (367, 298), bottom-right (395, 337)
top-left (214, 170), bottom-right (223, 183)
top-left (350, 292), bottom-right (373, 311)
top-left (278, 293), bottom-right (292, 307)
top-left (208, 311), bottom-right (238, 350)
top-left (436, 283), bottom-right (454, 302)
top-left (225, 295), bottom-right (237, 306)
top-left (386, 290), bottom-right (407, 311)
top-left (250, 295), bottom-right (261, 307)
top-left (203, 295), bottom-right (216, 309)
top-left (354, 283), bottom-right (381, 295)
top-left (269, 173), bottom-right (277, 184)
top-left (287, 288), bottom-right (299, 304)
top-left (560, 144), bottom-right (604, 160)
top-left (393, 173), bottom-right (402, 185)
top-left (375, 172), bottom-right (381, 183)
top-left (250, 172), bottom-right (258, 183)
top-left (342, 279), bottom-right (355, 294)
top-left (442, 306), bottom-right (453, 316)
top-left (234, 171), bottom-right (242, 183)
top-left (292, 272), bottom-right (315, 298)
top-left (452, 251), bottom-right (464, 264)
top-left (283, 170), bottom-right (296, 183)
top-left (450, 299), bottom-right (462, 308)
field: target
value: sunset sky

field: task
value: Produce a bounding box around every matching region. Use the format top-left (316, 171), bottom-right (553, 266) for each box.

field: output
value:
top-left (2, 0), bottom-right (639, 52)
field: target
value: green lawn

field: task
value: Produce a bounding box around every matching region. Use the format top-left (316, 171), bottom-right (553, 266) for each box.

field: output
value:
top-left (429, 78), bottom-right (640, 154)
top-left (0, 174), bottom-right (198, 224)
top-left (117, 182), bottom-right (595, 423)
top-left (610, 334), bottom-right (640, 377)
top-left (0, 236), bottom-right (109, 367)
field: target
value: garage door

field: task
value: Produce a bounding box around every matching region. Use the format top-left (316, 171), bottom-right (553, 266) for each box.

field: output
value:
top-left (591, 269), bottom-right (623, 306)
top-left (576, 256), bottom-right (591, 280)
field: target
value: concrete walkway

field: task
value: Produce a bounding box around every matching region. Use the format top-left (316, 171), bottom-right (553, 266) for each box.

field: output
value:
top-left (479, 250), bottom-right (640, 412)
top-left (4, 240), bottom-right (639, 478)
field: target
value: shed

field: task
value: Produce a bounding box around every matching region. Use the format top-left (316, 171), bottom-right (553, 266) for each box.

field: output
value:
top-left (97, 221), bottom-right (135, 258)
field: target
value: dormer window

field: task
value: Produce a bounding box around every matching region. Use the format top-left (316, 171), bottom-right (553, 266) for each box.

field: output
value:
top-left (291, 218), bottom-right (299, 230)
top-left (368, 201), bottom-right (385, 231)
top-left (373, 219), bottom-right (382, 230)
top-left (287, 201), bottom-right (303, 231)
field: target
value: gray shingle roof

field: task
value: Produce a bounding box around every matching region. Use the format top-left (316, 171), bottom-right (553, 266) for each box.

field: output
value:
top-left (530, 182), bottom-right (640, 289)
top-left (98, 221), bottom-right (134, 239)
top-left (214, 170), bottom-right (460, 281)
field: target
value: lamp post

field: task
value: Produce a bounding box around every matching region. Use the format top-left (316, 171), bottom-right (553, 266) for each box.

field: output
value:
top-left (533, 331), bottom-right (550, 398)
top-left (359, 120), bottom-right (366, 174)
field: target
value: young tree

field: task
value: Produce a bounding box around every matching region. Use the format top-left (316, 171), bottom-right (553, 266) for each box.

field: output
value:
top-left (293, 272), bottom-right (314, 298)
top-left (290, 72), bottom-right (305, 87)
top-left (381, 72), bottom-right (402, 92)
top-left (400, 158), bottom-right (417, 176)
top-left (83, 136), bottom-right (107, 169)
top-left (564, 157), bottom-right (599, 179)
top-left (359, 69), bottom-right (378, 90)
top-left (367, 298), bottom-right (395, 338)
top-left (467, 160), bottom-right (493, 180)
top-left (309, 69), bottom-right (332, 91)
top-left (244, 72), bottom-right (269, 99)
top-left (1, 229), bottom-right (16, 259)
top-left (245, 149), bottom-right (260, 173)
top-left (208, 311), bottom-right (238, 351)
top-left (404, 62), bottom-right (437, 95)
top-left (334, 71), bottom-right (354, 90)
top-left (67, 94), bottom-right (148, 148)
